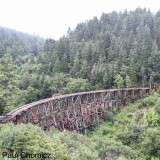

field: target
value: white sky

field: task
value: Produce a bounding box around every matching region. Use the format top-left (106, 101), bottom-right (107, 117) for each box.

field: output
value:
top-left (0, 0), bottom-right (159, 39)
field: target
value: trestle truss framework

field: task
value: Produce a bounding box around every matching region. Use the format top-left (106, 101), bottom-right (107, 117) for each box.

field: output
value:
top-left (0, 88), bottom-right (150, 133)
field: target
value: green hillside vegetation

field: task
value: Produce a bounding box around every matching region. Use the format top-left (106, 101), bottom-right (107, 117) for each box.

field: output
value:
top-left (1, 8), bottom-right (160, 114)
top-left (0, 92), bottom-right (160, 160)
top-left (0, 27), bottom-right (44, 60)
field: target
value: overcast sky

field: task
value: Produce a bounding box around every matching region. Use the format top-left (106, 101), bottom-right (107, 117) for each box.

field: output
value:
top-left (0, 0), bottom-right (159, 39)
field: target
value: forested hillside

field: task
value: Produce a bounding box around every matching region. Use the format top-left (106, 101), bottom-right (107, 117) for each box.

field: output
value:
top-left (0, 8), bottom-right (160, 114)
top-left (0, 27), bottom-right (44, 61)
top-left (0, 92), bottom-right (160, 159)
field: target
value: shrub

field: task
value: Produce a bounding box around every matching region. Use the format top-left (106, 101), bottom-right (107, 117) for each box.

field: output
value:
top-left (144, 108), bottom-right (159, 127)
top-left (94, 137), bottom-right (138, 160)
top-left (141, 96), bottom-right (157, 108)
top-left (117, 123), bottom-right (144, 147)
top-left (49, 130), bottom-right (100, 160)
top-left (139, 128), bottom-right (160, 159)
top-left (0, 123), bottom-right (69, 160)
top-left (103, 111), bottom-right (114, 124)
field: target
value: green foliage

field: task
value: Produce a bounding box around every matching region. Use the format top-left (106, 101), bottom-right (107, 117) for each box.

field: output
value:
top-left (0, 54), bottom-right (26, 114)
top-left (103, 111), bottom-right (114, 123)
top-left (117, 123), bottom-right (144, 146)
top-left (125, 75), bottom-right (132, 88)
top-left (26, 86), bottom-right (40, 102)
top-left (115, 74), bottom-right (124, 88)
top-left (155, 99), bottom-right (160, 109)
top-left (62, 78), bottom-right (90, 94)
top-left (2, 8), bottom-right (160, 110)
top-left (140, 94), bottom-right (158, 108)
top-left (0, 27), bottom-right (44, 61)
top-left (0, 93), bottom-right (160, 160)
top-left (139, 128), bottom-right (160, 159)
top-left (90, 93), bottom-right (160, 159)
top-left (144, 108), bottom-right (159, 127)
top-left (49, 131), bottom-right (99, 160)
top-left (0, 123), bottom-right (69, 160)
top-left (93, 137), bottom-right (138, 160)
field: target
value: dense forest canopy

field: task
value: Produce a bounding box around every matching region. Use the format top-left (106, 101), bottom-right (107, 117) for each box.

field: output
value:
top-left (0, 8), bottom-right (160, 114)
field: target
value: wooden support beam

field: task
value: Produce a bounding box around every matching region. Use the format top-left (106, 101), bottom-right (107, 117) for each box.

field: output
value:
top-left (0, 88), bottom-right (150, 132)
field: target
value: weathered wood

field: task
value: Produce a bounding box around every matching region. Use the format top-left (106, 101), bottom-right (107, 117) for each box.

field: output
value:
top-left (0, 88), bottom-right (150, 132)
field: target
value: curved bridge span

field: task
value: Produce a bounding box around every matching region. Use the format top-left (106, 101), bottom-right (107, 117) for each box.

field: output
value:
top-left (0, 88), bottom-right (150, 132)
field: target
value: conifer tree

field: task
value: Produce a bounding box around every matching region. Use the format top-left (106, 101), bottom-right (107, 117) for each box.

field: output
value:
top-left (0, 54), bottom-right (25, 114)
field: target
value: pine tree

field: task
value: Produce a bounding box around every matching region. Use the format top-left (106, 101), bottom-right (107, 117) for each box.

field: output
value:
top-left (0, 54), bottom-right (25, 114)
top-left (125, 75), bottom-right (132, 88)
top-left (115, 74), bottom-right (124, 88)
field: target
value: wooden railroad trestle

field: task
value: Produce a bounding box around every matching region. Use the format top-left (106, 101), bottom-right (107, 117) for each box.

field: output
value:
top-left (0, 88), bottom-right (150, 133)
